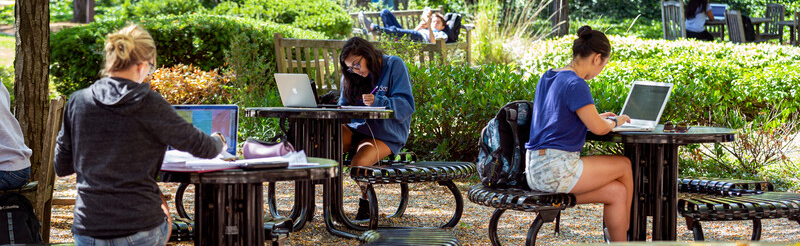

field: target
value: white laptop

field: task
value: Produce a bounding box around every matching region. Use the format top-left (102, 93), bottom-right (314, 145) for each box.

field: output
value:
top-left (611, 81), bottom-right (674, 132)
top-left (274, 73), bottom-right (340, 108)
top-left (709, 3), bottom-right (727, 20)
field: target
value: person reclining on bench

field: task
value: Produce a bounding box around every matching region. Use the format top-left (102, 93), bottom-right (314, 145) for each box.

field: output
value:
top-left (359, 8), bottom-right (451, 44)
top-left (525, 26), bottom-right (633, 242)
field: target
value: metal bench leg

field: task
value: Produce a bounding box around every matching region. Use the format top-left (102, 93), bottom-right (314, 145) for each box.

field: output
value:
top-left (175, 183), bottom-right (191, 220)
top-left (691, 220), bottom-right (705, 241)
top-left (751, 219), bottom-right (762, 241)
top-left (525, 215), bottom-right (546, 246)
top-left (488, 209), bottom-right (505, 246)
top-left (438, 180), bottom-right (464, 228)
top-left (366, 184), bottom-right (380, 229)
top-left (385, 183), bottom-right (409, 219)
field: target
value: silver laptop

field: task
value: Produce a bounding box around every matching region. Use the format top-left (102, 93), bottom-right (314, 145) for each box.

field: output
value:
top-left (275, 73), bottom-right (320, 108)
top-left (612, 81), bottom-right (674, 132)
top-left (709, 3), bottom-right (727, 20)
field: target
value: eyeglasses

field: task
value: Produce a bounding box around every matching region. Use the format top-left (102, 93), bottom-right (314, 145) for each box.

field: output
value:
top-left (147, 61), bottom-right (156, 75)
top-left (346, 56), bottom-right (362, 74)
top-left (663, 121), bottom-right (691, 133)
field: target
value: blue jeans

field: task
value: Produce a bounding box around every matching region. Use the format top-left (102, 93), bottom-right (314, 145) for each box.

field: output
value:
top-left (73, 218), bottom-right (170, 246)
top-left (0, 167), bottom-right (30, 190)
top-left (376, 9), bottom-right (425, 42)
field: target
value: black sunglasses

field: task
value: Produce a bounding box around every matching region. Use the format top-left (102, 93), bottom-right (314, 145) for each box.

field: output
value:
top-left (663, 121), bottom-right (691, 133)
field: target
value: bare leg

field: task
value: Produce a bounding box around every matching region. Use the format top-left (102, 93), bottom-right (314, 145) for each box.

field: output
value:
top-left (570, 155), bottom-right (633, 242)
top-left (351, 138), bottom-right (392, 199)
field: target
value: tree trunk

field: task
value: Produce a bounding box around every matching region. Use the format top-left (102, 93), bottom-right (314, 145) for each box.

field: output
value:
top-left (552, 0), bottom-right (569, 37)
top-left (72, 0), bottom-right (95, 23)
top-left (14, 0), bottom-right (49, 223)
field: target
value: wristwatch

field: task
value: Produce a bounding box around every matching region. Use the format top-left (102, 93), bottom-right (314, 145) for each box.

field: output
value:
top-left (607, 116), bottom-right (618, 127)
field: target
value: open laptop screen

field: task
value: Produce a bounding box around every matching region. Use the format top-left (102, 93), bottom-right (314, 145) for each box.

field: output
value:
top-left (621, 84), bottom-right (671, 121)
top-left (172, 105), bottom-right (238, 155)
top-left (709, 3), bottom-right (727, 19)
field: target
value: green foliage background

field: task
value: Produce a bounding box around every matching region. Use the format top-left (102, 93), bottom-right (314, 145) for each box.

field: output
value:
top-left (49, 14), bottom-right (325, 96)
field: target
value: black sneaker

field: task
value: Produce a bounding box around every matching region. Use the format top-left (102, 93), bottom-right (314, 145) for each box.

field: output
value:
top-left (355, 198), bottom-right (371, 220)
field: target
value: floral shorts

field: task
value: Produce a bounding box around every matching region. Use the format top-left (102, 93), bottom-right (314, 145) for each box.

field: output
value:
top-left (525, 149), bottom-right (583, 193)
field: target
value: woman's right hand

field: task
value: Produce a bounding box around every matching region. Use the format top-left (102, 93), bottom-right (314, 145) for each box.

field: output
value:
top-left (212, 132), bottom-right (227, 152)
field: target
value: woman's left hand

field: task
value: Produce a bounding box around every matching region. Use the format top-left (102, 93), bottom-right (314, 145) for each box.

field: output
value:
top-left (362, 94), bottom-right (375, 106)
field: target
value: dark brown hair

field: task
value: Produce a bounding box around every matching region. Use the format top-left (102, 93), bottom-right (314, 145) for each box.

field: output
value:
top-left (572, 25), bottom-right (611, 59)
top-left (339, 37), bottom-right (384, 105)
top-left (685, 0), bottom-right (709, 20)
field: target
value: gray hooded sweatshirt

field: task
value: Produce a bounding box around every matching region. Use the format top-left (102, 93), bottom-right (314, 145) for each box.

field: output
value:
top-left (53, 77), bottom-right (223, 238)
top-left (0, 84), bottom-right (31, 171)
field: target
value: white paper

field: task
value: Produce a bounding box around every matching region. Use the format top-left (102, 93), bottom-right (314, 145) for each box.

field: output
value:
top-left (338, 106), bottom-right (387, 110)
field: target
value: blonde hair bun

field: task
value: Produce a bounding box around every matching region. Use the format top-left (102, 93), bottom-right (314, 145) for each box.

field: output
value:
top-left (102, 24), bottom-right (157, 76)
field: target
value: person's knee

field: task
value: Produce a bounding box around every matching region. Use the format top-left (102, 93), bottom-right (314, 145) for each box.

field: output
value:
top-left (604, 181), bottom-right (627, 203)
top-left (351, 155), bottom-right (376, 166)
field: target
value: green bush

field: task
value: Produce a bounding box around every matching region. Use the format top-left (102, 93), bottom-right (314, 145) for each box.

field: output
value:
top-left (521, 35), bottom-right (800, 125)
top-left (406, 63), bottom-right (539, 161)
top-left (207, 0), bottom-right (353, 39)
top-left (1, 66), bottom-right (12, 103)
top-left (123, 0), bottom-right (206, 19)
top-left (49, 14), bottom-right (326, 96)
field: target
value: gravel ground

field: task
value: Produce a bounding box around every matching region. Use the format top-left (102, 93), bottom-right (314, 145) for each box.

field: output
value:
top-left (49, 175), bottom-right (800, 245)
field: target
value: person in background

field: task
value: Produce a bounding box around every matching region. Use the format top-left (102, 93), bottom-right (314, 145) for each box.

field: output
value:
top-left (338, 37), bottom-right (415, 220)
top-left (525, 26), bottom-right (633, 242)
top-left (0, 84), bottom-right (31, 190)
top-left (358, 8), bottom-right (451, 44)
top-left (684, 0), bottom-right (715, 41)
top-left (53, 24), bottom-right (228, 246)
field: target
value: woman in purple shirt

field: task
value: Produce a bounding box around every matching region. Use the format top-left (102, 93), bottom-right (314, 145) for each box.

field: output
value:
top-left (524, 26), bottom-right (633, 242)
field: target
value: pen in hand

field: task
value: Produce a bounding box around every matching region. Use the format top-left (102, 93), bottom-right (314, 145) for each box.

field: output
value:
top-left (369, 86), bottom-right (379, 94)
top-left (363, 86), bottom-right (379, 106)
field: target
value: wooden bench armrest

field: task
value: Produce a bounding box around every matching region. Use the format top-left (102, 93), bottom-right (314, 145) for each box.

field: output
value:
top-left (462, 24), bottom-right (475, 31)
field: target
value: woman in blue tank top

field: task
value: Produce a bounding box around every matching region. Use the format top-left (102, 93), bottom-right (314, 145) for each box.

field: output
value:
top-left (524, 26), bottom-right (633, 242)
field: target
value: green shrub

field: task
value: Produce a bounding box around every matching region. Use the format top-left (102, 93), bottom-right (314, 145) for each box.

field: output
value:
top-left (207, 0), bottom-right (352, 39)
top-left (1, 66), bottom-right (12, 103)
top-left (124, 0), bottom-right (206, 19)
top-left (520, 35), bottom-right (800, 125)
top-left (49, 14), bottom-right (326, 96)
top-left (406, 63), bottom-right (539, 161)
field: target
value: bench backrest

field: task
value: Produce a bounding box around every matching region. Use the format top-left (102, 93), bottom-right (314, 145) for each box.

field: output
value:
top-left (725, 9), bottom-right (746, 43)
top-left (763, 4), bottom-right (785, 36)
top-left (661, 1), bottom-right (686, 40)
top-left (796, 12), bottom-right (800, 47)
top-left (273, 33), bottom-right (446, 93)
top-left (350, 6), bottom-right (443, 32)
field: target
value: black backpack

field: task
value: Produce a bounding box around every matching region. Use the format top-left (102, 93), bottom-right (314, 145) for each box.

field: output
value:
top-left (0, 192), bottom-right (42, 244)
top-left (477, 100), bottom-right (533, 188)
top-left (742, 15), bottom-right (756, 41)
top-left (443, 13), bottom-right (462, 43)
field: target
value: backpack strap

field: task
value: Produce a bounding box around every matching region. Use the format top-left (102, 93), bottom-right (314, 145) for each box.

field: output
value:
top-left (504, 107), bottom-right (520, 154)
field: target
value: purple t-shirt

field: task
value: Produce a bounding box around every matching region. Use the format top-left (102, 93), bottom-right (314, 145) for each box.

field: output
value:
top-left (525, 69), bottom-right (595, 152)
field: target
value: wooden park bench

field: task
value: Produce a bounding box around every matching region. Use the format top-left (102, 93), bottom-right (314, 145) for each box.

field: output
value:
top-left (273, 33), bottom-right (450, 94)
top-left (677, 177), bottom-right (800, 241)
top-left (467, 184), bottom-right (577, 245)
top-left (348, 6), bottom-right (473, 66)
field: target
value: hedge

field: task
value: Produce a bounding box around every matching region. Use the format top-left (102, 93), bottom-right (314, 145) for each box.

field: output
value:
top-left (50, 14), bottom-right (326, 96)
top-left (401, 36), bottom-right (800, 162)
top-left (207, 0), bottom-right (352, 39)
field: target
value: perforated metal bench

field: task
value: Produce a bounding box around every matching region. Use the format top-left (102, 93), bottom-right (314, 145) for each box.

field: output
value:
top-left (349, 161), bottom-right (475, 229)
top-left (679, 177), bottom-right (775, 196)
top-left (359, 228), bottom-right (461, 245)
top-left (677, 178), bottom-right (800, 241)
top-left (467, 184), bottom-right (577, 245)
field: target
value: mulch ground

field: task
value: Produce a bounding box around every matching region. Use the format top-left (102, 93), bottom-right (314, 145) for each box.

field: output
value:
top-left (49, 175), bottom-right (800, 245)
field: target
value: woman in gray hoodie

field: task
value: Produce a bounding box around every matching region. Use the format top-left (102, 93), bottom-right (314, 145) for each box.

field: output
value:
top-left (0, 84), bottom-right (31, 190)
top-left (53, 24), bottom-right (227, 246)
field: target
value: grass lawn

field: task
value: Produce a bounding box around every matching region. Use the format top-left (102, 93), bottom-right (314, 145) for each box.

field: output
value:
top-left (0, 34), bottom-right (13, 66)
